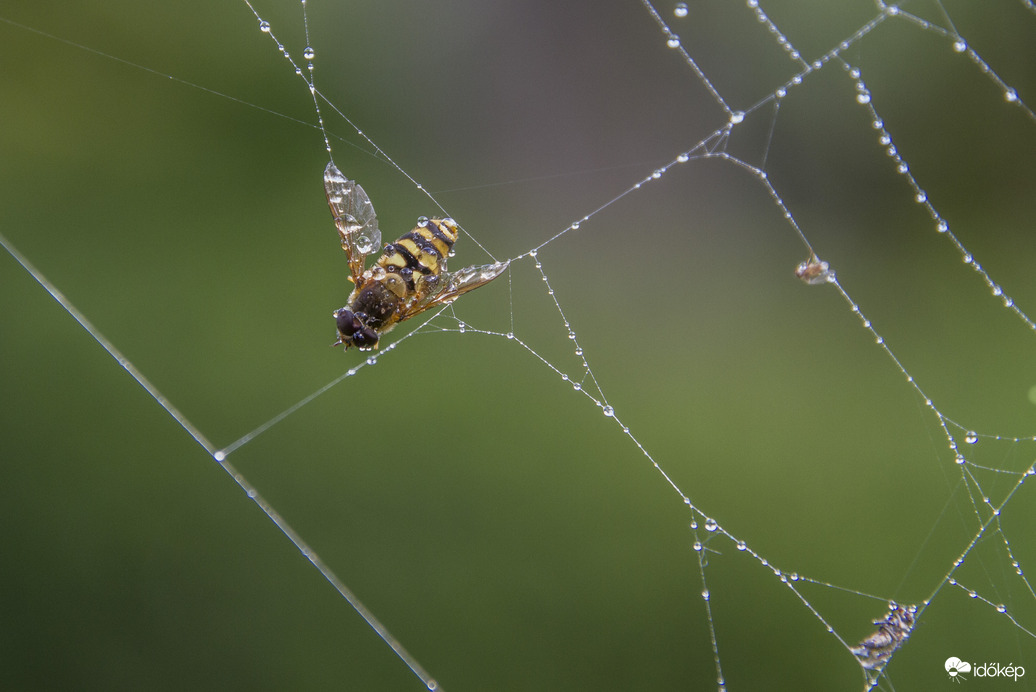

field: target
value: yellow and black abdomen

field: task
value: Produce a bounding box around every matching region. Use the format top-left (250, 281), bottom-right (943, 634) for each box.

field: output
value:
top-left (376, 217), bottom-right (458, 298)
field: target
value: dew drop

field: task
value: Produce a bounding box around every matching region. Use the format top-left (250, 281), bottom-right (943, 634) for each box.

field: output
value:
top-left (736, 540), bottom-right (747, 551)
top-left (259, 19), bottom-right (271, 32)
top-left (856, 93), bottom-right (871, 104)
top-left (952, 39), bottom-right (967, 53)
top-left (506, 332), bottom-right (514, 340)
top-left (775, 87), bottom-right (786, 98)
top-left (936, 220), bottom-right (948, 233)
top-left (303, 46), bottom-right (315, 60)
top-left (572, 382), bottom-right (582, 392)
top-left (674, 2), bottom-right (689, 18)
top-left (602, 405), bottom-right (615, 417)
top-left (1005, 88), bottom-right (1018, 103)
top-left (213, 450), bottom-right (226, 462)
top-left (701, 589), bottom-right (710, 601)
top-left (677, 153), bottom-right (690, 163)
top-left (996, 604), bottom-right (1007, 613)
top-left (416, 216), bottom-right (429, 227)
top-left (729, 111), bottom-right (745, 124)
top-left (693, 541), bottom-right (703, 552)
top-left (955, 454), bottom-right (966, 465)
top-left (915, 191), bottom-right (927, 203)
top-left (366, 356), bottom-right (377, 365)
top-left (666, 36), bottom-right (681, 48)
top-left (354, 236), bottom-right (374, 254)
top-left (704, 517), bottom-right (718, 532)
top-left (965, 431), bottom-right (978, 444)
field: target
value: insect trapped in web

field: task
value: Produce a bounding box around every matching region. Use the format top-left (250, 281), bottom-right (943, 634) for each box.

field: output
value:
top-left (323, 163), bottom-right (508, 351)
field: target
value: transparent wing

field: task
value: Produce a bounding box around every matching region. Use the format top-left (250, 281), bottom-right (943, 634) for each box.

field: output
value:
top-left (324, 162), bottom-right (381, 282)
top-left (399, 260), bottom-right (509, 321)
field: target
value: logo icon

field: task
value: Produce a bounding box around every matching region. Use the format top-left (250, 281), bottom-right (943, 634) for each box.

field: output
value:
top-left (945, 657), bottom-right (972, 683)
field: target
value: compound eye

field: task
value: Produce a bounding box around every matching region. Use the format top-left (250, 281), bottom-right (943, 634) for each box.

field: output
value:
top-left (335, 309), bottom-right (359, 337)
top-left (352, 327), bottom-right (380, 350)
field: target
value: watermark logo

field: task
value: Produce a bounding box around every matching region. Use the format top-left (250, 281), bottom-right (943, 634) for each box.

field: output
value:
top-left (944, 657), bottom-right (1025, 683)
top-left (945, 657), bottom-right (971, 682)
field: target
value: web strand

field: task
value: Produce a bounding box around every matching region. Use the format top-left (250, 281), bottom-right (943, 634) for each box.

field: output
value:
top-left (0, 227), bottom-right (442, 691)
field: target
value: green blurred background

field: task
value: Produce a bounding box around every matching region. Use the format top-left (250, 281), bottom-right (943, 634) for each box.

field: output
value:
top-left (1, 1), bottom-right (1034, 690)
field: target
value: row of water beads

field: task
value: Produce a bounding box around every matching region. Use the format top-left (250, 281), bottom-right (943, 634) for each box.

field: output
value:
top-left (523, 248), bottom-right (616, 417)
top-left (258, 19), bottom-right (314, 69)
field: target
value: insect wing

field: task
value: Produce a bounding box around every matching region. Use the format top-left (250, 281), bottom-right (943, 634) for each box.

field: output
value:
top-left (324, 163), bottom-right (381, 281)
top-left (400, 260), bottom-right (509, 321)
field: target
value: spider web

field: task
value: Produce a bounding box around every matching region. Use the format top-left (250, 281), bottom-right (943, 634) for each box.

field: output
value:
top-left (1, 1), bottom-right (1035, 690)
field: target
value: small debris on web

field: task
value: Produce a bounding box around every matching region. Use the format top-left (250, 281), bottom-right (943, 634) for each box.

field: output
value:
top-left (795, 255), bottom-right (835, 285)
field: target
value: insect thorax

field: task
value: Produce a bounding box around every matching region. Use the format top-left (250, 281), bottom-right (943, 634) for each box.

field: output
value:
top-left (349, 279), bottom-right (401, 329)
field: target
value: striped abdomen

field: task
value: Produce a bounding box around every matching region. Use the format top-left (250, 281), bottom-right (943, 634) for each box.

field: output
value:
top-left (376, 217), bottom-right (458, 296)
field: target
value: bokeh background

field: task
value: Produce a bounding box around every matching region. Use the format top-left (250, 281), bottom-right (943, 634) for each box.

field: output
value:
top-left (2, 1), bottom-right (1035, 690)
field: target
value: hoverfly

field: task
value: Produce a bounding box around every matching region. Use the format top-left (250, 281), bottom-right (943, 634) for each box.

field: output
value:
top-left (324, 163), bottom-right (508, 351)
